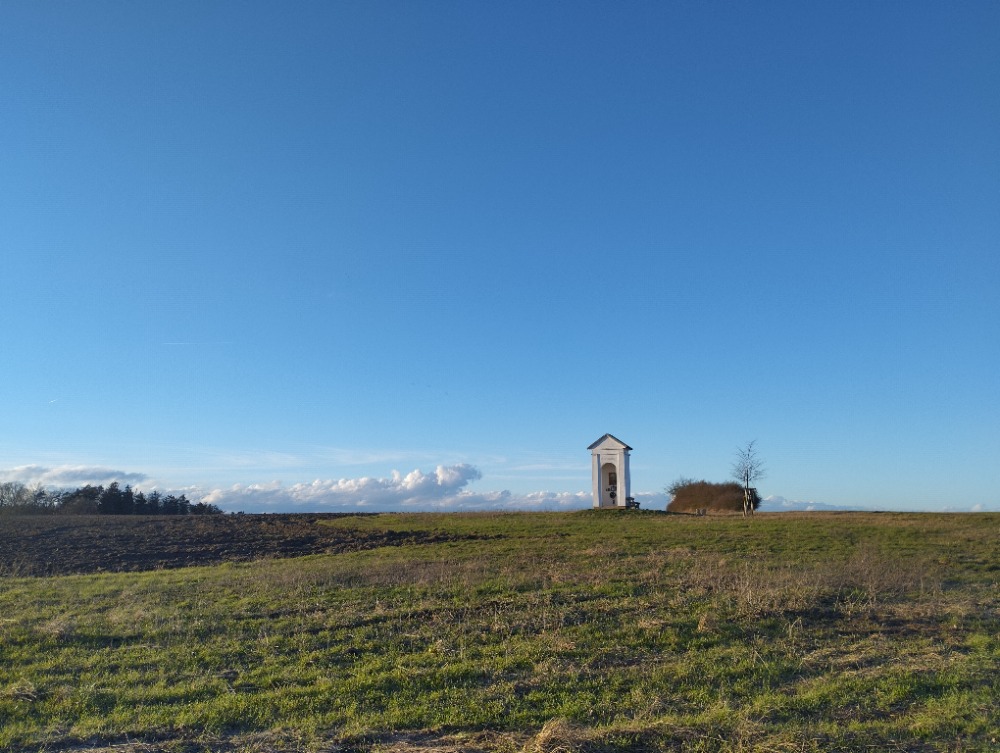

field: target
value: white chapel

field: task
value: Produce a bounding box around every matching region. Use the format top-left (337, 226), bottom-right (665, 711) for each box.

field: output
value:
top-left (588, 433), bottom-right (635, 509)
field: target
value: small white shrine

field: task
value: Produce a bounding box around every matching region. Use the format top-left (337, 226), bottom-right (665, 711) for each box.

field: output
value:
top-left (588, 433), bottom-right (634, 509)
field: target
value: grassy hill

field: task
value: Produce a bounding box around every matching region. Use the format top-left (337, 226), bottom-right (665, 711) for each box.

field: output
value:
top-left (0, 511), bottom-right (997, 751)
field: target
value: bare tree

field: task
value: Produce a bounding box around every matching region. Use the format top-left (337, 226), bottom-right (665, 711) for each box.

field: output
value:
top-left (731, 440), bottom-right (765, 518)
top-left (0, 482), bottom-right (51, 514)
top-left (0, 482), bottom-right (32, 511)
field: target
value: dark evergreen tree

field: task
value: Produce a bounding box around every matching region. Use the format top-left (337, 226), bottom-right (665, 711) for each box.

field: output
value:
top-left (147, 490), bottom-right (162, 515)
top-left (161, 495), bottom-right (179, 515)
top-left (121, 485), bottom-right (135, 515)
top-left (98, 482), bottom-right (124, 515)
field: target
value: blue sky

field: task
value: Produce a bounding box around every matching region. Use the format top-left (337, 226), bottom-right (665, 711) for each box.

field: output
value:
top-left (2, 1), bottom-right (998, 512)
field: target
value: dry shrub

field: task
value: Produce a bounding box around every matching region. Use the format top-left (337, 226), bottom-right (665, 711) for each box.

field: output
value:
top-left (38, 614), bottom-right (77, 641)
top-left (2, 679), bottom-right (40, 702)
top-left (667, 481), bottom-right (759, 514)
top-left (522, 718), bottom-right (585, 753)
top-left (696, 611), bottom-right (719, 633)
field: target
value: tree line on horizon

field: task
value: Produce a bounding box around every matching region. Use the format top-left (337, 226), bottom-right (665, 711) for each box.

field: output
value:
top-left (0, 481), bottom-right (223, 516)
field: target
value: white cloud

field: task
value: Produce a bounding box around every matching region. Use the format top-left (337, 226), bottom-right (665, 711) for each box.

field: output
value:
top-left (0, 465), bottom-right (148, 488)
top-left (195, 468), bottom-right (672, 513)
top-left (200, 464), bottom-right (487, 512)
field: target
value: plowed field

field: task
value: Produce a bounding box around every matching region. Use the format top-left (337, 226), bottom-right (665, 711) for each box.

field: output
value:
top-left (0, 514), bottom-right (469, 576)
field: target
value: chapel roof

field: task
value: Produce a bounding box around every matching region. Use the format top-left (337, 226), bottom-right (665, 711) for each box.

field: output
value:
top-left (587, 433), bottom-right (633, 451)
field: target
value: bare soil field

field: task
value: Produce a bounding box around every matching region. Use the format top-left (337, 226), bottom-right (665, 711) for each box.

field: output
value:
top-left (0, 514), bottom-right (478, 576)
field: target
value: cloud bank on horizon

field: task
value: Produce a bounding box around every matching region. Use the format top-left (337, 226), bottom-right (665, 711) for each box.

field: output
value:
top-left (0, 465), bottom-right (148, 488)
top-left (199, 464), bottom-right (604, 513)
top-left (2, 465), bottom-right (994, 514)
top-left (1, 463), bottom-right (669, 513)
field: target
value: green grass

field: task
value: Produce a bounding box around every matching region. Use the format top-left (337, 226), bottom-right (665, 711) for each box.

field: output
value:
top-left (1, 511), bottom-right (998, 751)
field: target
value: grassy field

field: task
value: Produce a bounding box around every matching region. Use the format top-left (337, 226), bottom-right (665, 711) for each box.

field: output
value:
top-left (0, 511), bottom-right (997, 752)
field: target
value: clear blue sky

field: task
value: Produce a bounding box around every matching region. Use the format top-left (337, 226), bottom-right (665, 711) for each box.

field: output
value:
top-left (2, 1), bottom-right (998, 512)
